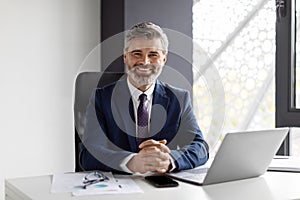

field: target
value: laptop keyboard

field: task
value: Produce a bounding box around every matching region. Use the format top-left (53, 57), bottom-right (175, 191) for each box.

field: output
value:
top-left (167, 167), bottom-right (209, 184)
top-left (186, 167), bottom-right (209, 174)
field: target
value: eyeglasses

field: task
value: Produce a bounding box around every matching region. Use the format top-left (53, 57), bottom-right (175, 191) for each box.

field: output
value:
top-left (82, 171), bottom-right (109, 189)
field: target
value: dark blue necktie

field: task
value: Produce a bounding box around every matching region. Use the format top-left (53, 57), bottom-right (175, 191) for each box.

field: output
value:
top-left (137, 94), bottom-right (148, 144)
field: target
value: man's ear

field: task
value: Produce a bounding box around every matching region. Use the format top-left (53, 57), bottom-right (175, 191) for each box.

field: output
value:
top-left (163, 53), bottom-right (168, 63)
top-left (123, 53), bottom-right (127, 64)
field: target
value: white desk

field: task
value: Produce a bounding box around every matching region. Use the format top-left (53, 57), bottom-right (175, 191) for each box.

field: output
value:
top-left (5, 172), bottom-right (300, 200)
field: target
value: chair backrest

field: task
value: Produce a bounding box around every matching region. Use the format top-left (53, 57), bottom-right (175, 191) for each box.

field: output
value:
top-left (74, 71), bottom-right (124, 171)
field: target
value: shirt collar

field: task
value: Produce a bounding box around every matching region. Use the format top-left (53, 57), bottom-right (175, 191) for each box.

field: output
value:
top-left (127, 77), bottom-right (155, 102)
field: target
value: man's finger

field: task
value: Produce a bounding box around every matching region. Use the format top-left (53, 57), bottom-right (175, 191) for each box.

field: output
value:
top-left (158, 139), bottom-right (167, 145)
top-left (139, 139), bottom-right (167, 148)
top-left (139, 139), bottom-right (160, 148)
top-left (141, 152), bottom-right (171, 163)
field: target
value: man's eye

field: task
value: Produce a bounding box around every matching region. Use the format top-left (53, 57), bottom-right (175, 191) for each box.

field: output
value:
top-left (132, 52), bottom-right (142, 57)
top-left (149, 53), bottom-right (158, 57)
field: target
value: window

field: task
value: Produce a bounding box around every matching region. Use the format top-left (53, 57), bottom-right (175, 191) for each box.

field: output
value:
top-left (192, 0), bottom-right (276, 154)
top-left (276, 0), bottom-right (300, 156)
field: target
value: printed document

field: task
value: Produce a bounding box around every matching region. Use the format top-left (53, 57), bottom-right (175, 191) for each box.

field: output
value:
top-left (51, 172), bottom-right (143, 196)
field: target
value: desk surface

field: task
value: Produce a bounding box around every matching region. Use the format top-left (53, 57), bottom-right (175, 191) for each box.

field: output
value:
top-left (5, 171), bottom-right (300, 200)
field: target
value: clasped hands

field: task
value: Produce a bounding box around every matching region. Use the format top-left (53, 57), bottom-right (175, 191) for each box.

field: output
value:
top-left (127, 139), bottom-right (172, 174)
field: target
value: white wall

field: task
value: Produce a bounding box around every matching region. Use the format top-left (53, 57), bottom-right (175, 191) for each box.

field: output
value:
top-left (0, 0), bottom-right (100, 198)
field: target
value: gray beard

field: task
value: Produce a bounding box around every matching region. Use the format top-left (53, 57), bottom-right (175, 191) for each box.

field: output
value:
top-left (126, 65), bottom-right (162, 87)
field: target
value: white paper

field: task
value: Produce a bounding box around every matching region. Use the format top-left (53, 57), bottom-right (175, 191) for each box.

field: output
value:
top-left (268, 156), bottom-right (300, 172)
top-left (73, 175), bottom-right (144, 196)
top-left (114, 175), bottom-right (144, 194)
top-left (51, 172), bottom-right (118, 193)
top-left (51, 172), bottom-right (143, 196)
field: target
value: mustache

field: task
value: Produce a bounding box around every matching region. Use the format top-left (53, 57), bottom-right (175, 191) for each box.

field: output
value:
top-left (133, 64), bottom-right (156, 70)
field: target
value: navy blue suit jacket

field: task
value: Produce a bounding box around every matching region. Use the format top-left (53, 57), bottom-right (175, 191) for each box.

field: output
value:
top-left (80, 79), bottom-right (209, 173)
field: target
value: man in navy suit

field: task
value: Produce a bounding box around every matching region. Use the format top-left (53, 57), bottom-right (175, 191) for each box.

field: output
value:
top-left (80, 22), bottom-right (209, 174)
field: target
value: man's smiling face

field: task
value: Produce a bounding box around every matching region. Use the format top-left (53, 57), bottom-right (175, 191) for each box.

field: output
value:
top-left (124, 37), bottom-right (167, 90)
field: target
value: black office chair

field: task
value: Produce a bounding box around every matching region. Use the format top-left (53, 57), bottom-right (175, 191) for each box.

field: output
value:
top-left (74, 71), bottom-right (124, 172)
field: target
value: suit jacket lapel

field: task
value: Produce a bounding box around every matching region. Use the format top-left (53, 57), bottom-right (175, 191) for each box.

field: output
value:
top-left (150, 81), bottom-right (170, 139)
top-left (111, 80), bottom-right (170, 152)
top-left (126, 98), bottom-right (139, 152)
top-left (111, 79), bottom-right (138, 152)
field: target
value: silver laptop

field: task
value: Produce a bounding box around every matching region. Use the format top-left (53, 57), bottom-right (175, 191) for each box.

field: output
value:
top-left (167, 128), bottom-right (289, 185)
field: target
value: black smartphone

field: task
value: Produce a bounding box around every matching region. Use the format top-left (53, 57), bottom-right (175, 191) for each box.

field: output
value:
top-left (145, 175), bottom-right (179, 188)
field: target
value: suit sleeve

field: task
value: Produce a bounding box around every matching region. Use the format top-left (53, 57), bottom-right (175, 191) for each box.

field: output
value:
top-left (169, 91), bottom-right (209, 171)
top-left (79, 89), bottom-right (132, 174)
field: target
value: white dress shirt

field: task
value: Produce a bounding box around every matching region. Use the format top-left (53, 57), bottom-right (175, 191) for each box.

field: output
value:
top-left (127, 78), bottom-right (155, 134)
top-left (120, 78), bottom-right (176, 173)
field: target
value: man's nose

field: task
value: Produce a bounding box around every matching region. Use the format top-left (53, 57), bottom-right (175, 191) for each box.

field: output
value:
top-left (139, 56), bottom-right (151, 65)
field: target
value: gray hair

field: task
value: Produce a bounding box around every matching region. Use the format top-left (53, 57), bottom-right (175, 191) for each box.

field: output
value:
top-left (124, 22), bottom-right (169, 54)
